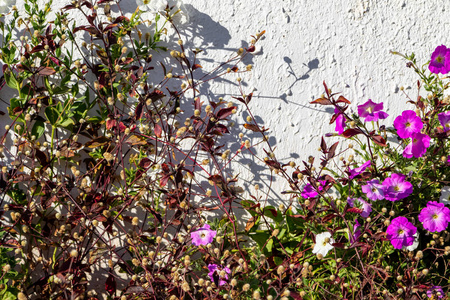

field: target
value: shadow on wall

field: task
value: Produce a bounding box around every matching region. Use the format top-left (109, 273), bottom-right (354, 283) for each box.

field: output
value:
top-left (280, 57), bottom-right (320, 103)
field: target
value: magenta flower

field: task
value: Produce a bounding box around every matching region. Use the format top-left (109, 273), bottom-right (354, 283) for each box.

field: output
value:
top-left (357, 99), bottom-right (389, 122)
top-left (402, 132), bottom-right (431, 158)
top-left (334, 108), bottom-right (346, 135)
top-left (438, 111), bottom-right (450, 132)
top-left (418, 201), bottom-right (450, 233)
top-left (361, 179), bottom-right (384, 201)
top-left (301, 180), bottom-right (326, 199)
top-left (383, 173), bottom-right (413, 201)
top-left (207, 264), bottom-right (231, 286)
top-left (386, 216), bottom-right (417, 249)
top-left (427, 286), bottom-right (444, 299)
top-left (429, 45), bottom-right (450, 74)
top-left (191, 224), bottom-right (217, 246)
top-left (349, 160), bottom-right (371, 179)
top-left (347, 197), bottom-right (372, 218)
top-left (393, 110), bottom-right (423, 139)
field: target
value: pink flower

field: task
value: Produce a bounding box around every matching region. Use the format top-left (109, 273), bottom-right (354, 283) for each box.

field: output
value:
top-left (361, 179), bottom-right (384, 201)
top-left (429, 45), bottom-right (450, 74)
top-left (438, 111), bottom-right (450, 131)
top-left (418, 201), bottom-right (450, 233)
top-left (402, 132), bottom-right (431, 158)
top-left (386, 216), bottom-right (417, 249)
top-left (382, 173), bottom-right (413, 201)
top-left (301, 180), bottom-right (326, 199)
top-left (349, 160), bottom-right (371, 179)
top-left (191, 224), bottom-right (217, 246)
top-left (393, 110), bottom-right (423, 139)
top-left (334, 108), bottom-right (346, 135)
top-left (357, 99), bottom-right (388, 122)
top-left (208, 264), bottom-right (230, 286)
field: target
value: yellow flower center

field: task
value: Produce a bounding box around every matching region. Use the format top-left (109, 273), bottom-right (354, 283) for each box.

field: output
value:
top-left (201, 233), bottom-right (206, 238)
top-left (366, 107), bottom-right (373, 114)
top-left (398, 229), bottom-right (404, 235)
top-left (433, 213), bottom-right (439, 220)
top-left (405, 122), bottom-right (411, 128)
top-left (394, 185), bottom-right (400, 192)
top-left (436, 55), bottom-right (444, 63)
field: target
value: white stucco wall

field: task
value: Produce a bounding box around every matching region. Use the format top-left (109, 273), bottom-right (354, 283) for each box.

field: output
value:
top-left (3, 0), bottom-right (449, 200)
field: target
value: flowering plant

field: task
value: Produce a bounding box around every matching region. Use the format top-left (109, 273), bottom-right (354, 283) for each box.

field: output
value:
top-left (2, 0), bottom-right (450, 299)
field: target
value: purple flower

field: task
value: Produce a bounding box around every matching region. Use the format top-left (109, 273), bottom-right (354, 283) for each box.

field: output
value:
top-left (207, 264), bottom-right (231, 286)
top-left (383, 173), bottom-right (413, 201)
top-left (402, 132), bottom-right (431, 158)
top-left (429, 45), bottom-right (450, 74)
top-left (349, 160), bottom-right (371, 179)
top-left (427, 286), bottom-right (444, 299)
top-left (347, 197), bottom-right (372, 218)
top-left (357, 99), bottom-right (389, 122)
top-left (438, 111), bottom-right (450, 132)
top-left (362, 179), bottom-right (384, 201)
top-left (418, 201), bottom-right (450, 233)
top-left (334, 108), bottom-right (346, 135)
top-left (386, 216), bottom-right (417, 249)
top-left (350, 219), bottom-right (362, 244)
top-left (301, 180), bottom-right (326, 199)
top-left (191, 224), bottom-right (217, 246)
top-left (393, 110), bottom-right (423, 139)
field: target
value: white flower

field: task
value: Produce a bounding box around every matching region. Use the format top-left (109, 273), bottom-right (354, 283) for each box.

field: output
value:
top-left (0, 0), bottom-right (13, 14)
top-left (312, 232), bottom-right (335, 257)
top-left (440, 186), bottom-right (450, 206)
top-left (403, 232), bottom-right (419, 251)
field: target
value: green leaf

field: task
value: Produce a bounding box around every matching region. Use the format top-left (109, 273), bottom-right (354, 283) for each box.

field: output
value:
top-left (31, 119), bottom-right (45, 139)
top-left (249, 231), bottom-right (271, 250)
top-left (4, 72), bottom-right (19, 90)
top-left (45, 106), bottom-right (59, 125)
top-left (273, 256), bottom-right (283, 266)
top-left (263, 206), bottom-right (283, 223)
top-left (57, 117), bottom-right (74, 128)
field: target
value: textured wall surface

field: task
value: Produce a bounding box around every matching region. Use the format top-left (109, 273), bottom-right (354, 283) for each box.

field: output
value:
top-left (5, 0), bottom-right (450, 200)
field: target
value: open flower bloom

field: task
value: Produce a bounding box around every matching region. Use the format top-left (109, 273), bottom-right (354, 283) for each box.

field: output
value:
top-left (386, 216), bottom-right (417, 249)
top-left (312, 232), bottom-right (335, 257)
top-left (301, 180), bottom-right (326, 199)
top-left (349, 160), bottom-right (371, 179)
top-left (347, 197), bottom-right (372, 218)
top-left (427, 286), bottom-right (444, 299)
top-left (382, 173), bottom-right (413, 201)
top-left (429, 45), bottom-right (450, 74)
top-left (357, 99), bottom-right (388, 122)
top-left (207, 264), bottom-right (230, 286)
top-left (402, 132), bottom-right (431, 158)
top-left (191, 224), bottom-right (217, 246)
top-left (361, 179), bottom-right (384, 200)
top-left (438, 111), bottom-right (450, 131)
top-left (418, 201), bottom-right (450, 233)
top-left (393, 110), bottom-right (423, 139)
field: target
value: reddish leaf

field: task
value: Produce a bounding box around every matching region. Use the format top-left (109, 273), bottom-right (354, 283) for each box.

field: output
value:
top-left (342, 128), bottom-right (363, 138)
top-left (231, 66), bottom-right (238, 72)
top-left (327, 142), bottom-right (339, 159)
top-left (105, 274), bottom-right (116, 295)
top-left (30, 45), bottom-right (45, 54)
top-left (135, 102), bottom-right (143, 120)
top-left (320, 137), bottom-right (327, 153)
top-left (217, 106), bottom-right (236, 120)
top-left (208, 174), bottom-right (224, 185)
top-left (126, 135), bottom-right (147, 145)
top-left (371, 134), bottom-right (387, 147)
top-left (84, 136), bottom-right (111, 148)
top-left (336, 95), bottom-right (351, 104)
top-left (232, 96), bottom-right (245, 104)
top-left (310, 98), bottom-right (332, 105)
top-left (246, 45), bottom-right (255, 52)
top-left (139, 158), bottom-right (152, 169)
top-left (346, 207), bottom-right (363, 214)
top-left (243, 123), bottom-right (259, 132)
top-left (49, 57), bottom-right (61, 66)
top-left (331, 242), bottom-right (346, 249)
top-left (322, 213), bottom-right (337, 223)
top-left (265, 159), bottom-right (281, 171)
top-left (246, 92), bottom-right (253, 104)
top-left (160, 175), bottom-right (170, 187)
top-left (106, 118), bottom-right (116, 130)
top-left (154, 124), bottom-right (162, 138)
top-left (192, 64), bottom-right (202, 70)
